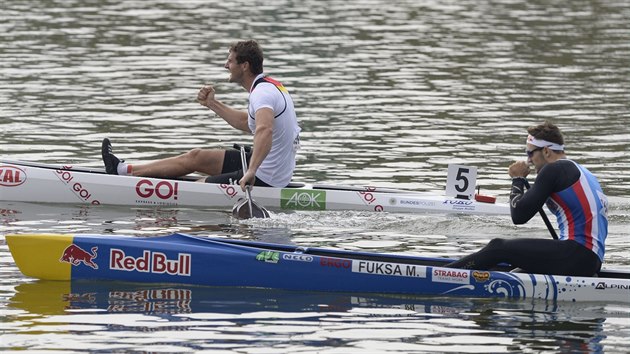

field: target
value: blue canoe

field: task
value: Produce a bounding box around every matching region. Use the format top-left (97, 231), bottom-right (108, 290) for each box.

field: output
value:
top-left (6, 233), bottom-right (630, 303)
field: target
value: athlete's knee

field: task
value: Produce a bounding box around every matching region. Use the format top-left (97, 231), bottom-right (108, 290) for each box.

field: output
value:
top-left (184, 148), bottom-right (204, 159)
top-left (485, 238), bottom-right (506, 251)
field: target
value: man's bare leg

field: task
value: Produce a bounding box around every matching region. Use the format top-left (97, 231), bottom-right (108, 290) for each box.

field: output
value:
top-left (102, 138), bottom-right (225, 178)
top-left (131, 148), bottom-right (225, 178)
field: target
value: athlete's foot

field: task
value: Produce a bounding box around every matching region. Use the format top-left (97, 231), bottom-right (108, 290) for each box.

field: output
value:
top-left (101, 138), bottom-right (122, 175)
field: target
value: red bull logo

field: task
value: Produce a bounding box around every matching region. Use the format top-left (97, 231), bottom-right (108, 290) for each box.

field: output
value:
top-left (110, 249), bottom-right (191, 276)
top-left (60, 244), bottom-right (98, 269)
top-left (0, 166), bottom-right (26, 186)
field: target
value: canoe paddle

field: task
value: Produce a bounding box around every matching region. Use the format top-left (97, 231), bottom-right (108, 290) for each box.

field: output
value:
top-left (523, 179), bottom-right (558, 240)
top-left (232, 146), bottom-right (270, 219)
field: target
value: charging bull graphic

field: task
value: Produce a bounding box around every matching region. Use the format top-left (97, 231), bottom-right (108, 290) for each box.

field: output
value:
top-left (60, 244), bottom-right (98, 269)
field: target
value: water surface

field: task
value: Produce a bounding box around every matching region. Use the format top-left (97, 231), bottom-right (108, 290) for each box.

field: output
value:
top-left (1, 0), bottom-right (629, 352)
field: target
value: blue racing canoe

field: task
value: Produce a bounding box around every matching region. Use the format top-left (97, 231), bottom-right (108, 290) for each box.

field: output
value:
top-left (6, 233), bottom-right (629, 303)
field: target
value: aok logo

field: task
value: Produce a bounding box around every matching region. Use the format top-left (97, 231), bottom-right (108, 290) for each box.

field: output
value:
top-left (136, 179), bottom-right (179, 200)
top-left (0, 166), bottom-right (26, 186)
top-left (280, 189), bottom-right (326, 210)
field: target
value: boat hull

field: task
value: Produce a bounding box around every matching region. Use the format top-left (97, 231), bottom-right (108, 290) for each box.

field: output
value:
top-left (7, 233), bottom-right (629, 303)
top-left (0, 160), bottom-right (509, 215)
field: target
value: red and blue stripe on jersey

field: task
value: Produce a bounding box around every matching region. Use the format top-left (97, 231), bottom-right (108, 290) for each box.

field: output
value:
top-left (547, 161), bottom-right (608, 261)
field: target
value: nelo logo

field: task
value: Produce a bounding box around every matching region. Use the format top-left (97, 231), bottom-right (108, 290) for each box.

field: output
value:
top-left (0, 166), bottom-right (26, 186)
top-left (136, 179), bottom-right (179, 200)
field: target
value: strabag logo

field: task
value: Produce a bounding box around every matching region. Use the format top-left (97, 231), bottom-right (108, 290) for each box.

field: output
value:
top-left (0, 166), bottom-right (26, 186)
top-left (432, 267), bottom-right (470, 285)
top-left (281, 189), bottom-right (326, 210)
top-left (110, 249), bottom-right (191, 276)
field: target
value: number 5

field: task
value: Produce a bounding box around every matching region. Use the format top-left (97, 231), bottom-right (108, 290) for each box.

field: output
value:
top-left (445, 164), bottom-right (477, 199)
top-left (455, 168), bottom-right (470, 193)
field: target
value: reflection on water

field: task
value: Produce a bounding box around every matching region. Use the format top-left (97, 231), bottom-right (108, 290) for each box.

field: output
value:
top-left (5, 280), bottom-right (626, 353)
top-left (2, 0), bottom-right (630, 352)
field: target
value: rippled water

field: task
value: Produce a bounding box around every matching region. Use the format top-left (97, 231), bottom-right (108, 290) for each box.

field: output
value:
top-left (1, 0), bottom-right (629, 352)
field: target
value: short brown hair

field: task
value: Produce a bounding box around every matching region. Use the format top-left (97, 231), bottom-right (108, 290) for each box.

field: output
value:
top-left (229, 40), bottom-right (263, 75)
top-left (527, 121), bottom-right (565, 148)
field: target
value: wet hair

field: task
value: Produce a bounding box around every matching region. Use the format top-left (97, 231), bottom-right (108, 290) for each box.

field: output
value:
top-left (229, 40), bottom-right (263, 75)
top-left (527, 121), bottom-right (565, 150)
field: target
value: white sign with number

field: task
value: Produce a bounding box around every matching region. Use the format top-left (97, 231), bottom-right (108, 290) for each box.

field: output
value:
top-left (445, 164), bottom-right (477, 200)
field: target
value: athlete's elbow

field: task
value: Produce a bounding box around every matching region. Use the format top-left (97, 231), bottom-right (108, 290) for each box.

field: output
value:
top-left (510, 212), bottom-right (530, 225)
top-left (256, 125), bottom-right (273, 139)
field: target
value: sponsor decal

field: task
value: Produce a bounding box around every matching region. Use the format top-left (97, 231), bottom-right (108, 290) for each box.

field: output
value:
top-left (55, 168), bottom-right (101, 204)
top-left (472, 270), bottom-right (490, 283)
top-left (256, 251), bottom-right (280, 263)
top-left (596, 282), bottom-right (630, 290)
top-left (110, 249), bottom-right (191, 276)
top-left (432, 267), bottom-right (470, 285)
top-left (60, 244), bottom-right (98, 269)
top-left (282, 253), bottom-right (313, 262)
top-left (398, 199), bottom-right (437, 207)
top-left (320, 257), bottom-right (352, 269)
top-left (358, 187), bottom-right (384, 212)
top-left (0, 166), bottom-right (26, 186)
top-left (352, 261), bottom-right (427, 278)
top-left (443, 199), bottom-right (475, 211)
top-left (136, 179), bottom-right (179, 204)
top-left (219, 183), bottom-right (239, 200)
top-left (281, 189), bottom-right (326, 210)
top-left (443, 199), bottom-right (474, 206)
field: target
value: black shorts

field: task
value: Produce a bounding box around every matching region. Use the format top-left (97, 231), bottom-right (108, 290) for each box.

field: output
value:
top-left (204, 148), bottom-right (271, 187)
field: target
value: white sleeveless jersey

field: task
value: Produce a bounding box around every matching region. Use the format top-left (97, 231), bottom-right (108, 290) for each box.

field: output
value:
top-left (247, 74), bottom-right (301, 187)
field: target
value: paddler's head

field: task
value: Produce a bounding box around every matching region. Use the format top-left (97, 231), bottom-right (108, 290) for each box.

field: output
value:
top-left (525, 121), bottom-right (566, 173)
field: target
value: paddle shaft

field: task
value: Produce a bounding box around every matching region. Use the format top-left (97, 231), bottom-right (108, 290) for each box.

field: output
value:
top-left (240, 147), bottom-right (254, 218)
top-left (523, 179), bottom-right (558, 240)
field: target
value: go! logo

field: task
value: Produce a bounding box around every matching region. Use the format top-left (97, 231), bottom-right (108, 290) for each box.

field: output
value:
top-left (135, 179), bottom-right (179, 200)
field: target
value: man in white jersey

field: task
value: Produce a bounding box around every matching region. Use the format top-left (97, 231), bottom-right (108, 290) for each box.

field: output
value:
top-left (102, 40), bottom-right (301, 191)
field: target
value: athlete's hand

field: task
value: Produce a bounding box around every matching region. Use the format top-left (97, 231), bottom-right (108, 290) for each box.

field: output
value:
top-left (197, 86), bottom-right (216, 108)
top-left (508, 161), bottom-right (530, 178)
top-left (239, 169), bottom-right (256, 192)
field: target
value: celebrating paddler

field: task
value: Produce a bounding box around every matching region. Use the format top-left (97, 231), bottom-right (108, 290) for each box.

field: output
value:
top-left (448, 121), bottom-right (609, 276)
top-left (101, 40), bottom-right (301, 193)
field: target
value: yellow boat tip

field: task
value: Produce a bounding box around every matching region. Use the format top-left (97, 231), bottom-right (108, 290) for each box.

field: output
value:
top-left (6, 234), bottom-right (75, 281)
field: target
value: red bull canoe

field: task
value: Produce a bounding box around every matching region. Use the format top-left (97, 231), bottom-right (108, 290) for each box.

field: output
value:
top-left (6, 233), bottom-right (629, 303)
top-left (0, 159), bottom-right (509, 215)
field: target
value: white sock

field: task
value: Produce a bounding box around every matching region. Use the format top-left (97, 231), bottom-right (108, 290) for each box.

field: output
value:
top-left (117, 163), bottom-right (131, 176)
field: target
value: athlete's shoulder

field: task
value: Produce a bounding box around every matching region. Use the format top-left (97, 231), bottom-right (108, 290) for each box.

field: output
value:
top-left (541, 159), bottom-right (577, 173)
top-left (537, 159), bottom-right (580, 191)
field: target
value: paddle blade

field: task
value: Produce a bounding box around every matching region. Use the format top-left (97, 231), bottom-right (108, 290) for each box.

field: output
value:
top-left (232, 198), bottom-right (270, 219)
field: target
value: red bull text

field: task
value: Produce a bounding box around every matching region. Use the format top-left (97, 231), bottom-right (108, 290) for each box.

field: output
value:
top-left (110, 249), bottom-right (191, 276)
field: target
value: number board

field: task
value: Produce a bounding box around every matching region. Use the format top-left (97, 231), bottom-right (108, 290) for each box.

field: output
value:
top-left (445, 164), bottom-right (477, 200)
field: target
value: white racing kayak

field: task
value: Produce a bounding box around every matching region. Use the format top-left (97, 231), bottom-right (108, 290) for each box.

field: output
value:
top-left (0, 159), bottom-right (509, 215)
